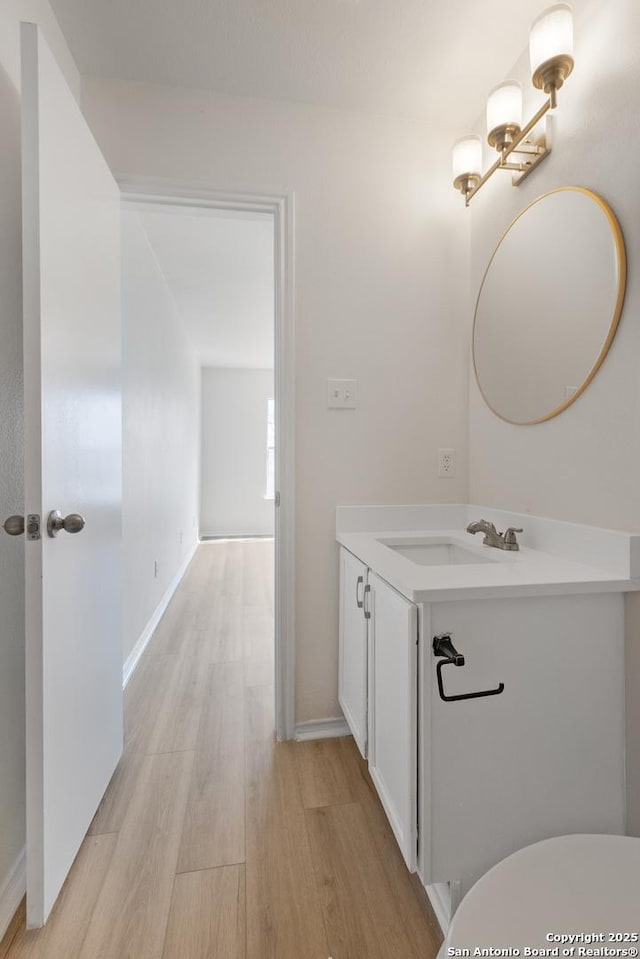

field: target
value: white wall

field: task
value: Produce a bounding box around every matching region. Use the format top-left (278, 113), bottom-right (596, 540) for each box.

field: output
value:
top-left (82, 79), bottom-right (470, 723)
top-left (121, 211), bottom-right (200, 665)
top-left (0, 3), bottom-right (79, 931)
top-left (200, 368), bottom-right (274, 538)
top-left (466, 0), bottom-right (640, 831)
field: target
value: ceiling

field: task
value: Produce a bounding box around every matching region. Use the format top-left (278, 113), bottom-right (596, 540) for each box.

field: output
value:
top-left (132, 205), bottom-right (274, 370)
top-left (51, 0), bottom-right (556, 126)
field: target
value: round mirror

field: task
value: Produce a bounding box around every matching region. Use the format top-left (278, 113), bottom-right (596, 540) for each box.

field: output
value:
top-left (473, 187), bottom-right (626, 425)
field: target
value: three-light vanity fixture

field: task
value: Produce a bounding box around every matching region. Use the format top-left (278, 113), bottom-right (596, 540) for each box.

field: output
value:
top-left (452, 3), bottom-right (574, 206)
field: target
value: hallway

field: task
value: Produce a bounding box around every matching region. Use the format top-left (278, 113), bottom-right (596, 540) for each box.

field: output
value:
top-left (0, 541), bottom-right (441, 959)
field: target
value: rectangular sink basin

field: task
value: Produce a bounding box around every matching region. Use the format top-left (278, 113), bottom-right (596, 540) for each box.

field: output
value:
top-left (378, 539), bottom-right (493, 566)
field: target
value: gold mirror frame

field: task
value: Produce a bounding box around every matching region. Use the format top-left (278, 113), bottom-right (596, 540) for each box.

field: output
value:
top-left (472, 187), bottom-right (627, 426)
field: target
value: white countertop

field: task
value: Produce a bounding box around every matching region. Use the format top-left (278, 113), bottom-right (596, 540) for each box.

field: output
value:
top-left (336, 505), bottom-right (640, 603)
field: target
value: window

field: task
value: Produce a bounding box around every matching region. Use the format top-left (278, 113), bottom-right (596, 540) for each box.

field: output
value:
top-left (265, 398), bottom-right (275, 500)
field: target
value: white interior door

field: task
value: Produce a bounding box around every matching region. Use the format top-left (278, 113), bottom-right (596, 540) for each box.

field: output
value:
top-left (21, 22), bottom-right (123, 927)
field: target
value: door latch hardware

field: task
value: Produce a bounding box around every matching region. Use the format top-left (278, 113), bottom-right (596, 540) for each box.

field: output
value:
top-left (2, 515), bottom-right (25, 536)
top-left (27, 514), bottom-right (41, 541)
top-left (433, 632), bottom-right (504, 703)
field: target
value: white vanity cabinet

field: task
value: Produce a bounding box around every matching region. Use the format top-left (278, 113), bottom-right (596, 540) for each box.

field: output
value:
top-left (367, 571), bottom-right (418, 871)
top-left (338, 548), bottom-right (369, 757)
top-left (336, 504), bottom-right (639, 934)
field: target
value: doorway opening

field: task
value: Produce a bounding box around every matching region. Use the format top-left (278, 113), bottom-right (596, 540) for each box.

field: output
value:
top-left (119, 181), bottom-right (295, 742)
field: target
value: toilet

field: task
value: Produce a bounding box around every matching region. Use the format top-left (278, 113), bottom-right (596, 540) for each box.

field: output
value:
top-left (443, 835), bottom-right (640, 951)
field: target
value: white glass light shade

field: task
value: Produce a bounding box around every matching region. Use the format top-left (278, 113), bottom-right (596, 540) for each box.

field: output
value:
top-left (486, 81), bottom-right (522, 132)
top-left (452, 136), bottom-right (482, 180)
top-left (529, 3), bottom-right (574, 73)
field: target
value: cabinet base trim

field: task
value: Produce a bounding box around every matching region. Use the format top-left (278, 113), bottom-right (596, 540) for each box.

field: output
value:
top-left (338, 697), bottom-right (367, 757)
top-left (426, 882), bottom-right (451, 937)
top-left (294, 718), bottom-right (351, 741)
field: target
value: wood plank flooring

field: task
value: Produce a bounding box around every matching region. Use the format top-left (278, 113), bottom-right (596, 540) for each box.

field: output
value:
top-left (2, 540), bottom-right (441, 959)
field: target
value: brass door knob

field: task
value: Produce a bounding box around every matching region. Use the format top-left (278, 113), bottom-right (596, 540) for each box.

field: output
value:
top-left (47, 510), bottom-right (86, 538)
top-left (2, 515), bottom-right (25, 536)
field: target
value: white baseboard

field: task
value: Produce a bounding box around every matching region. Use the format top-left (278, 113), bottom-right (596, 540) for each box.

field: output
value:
top-left (200, 530), bottom-right (274, 540)
top-left (122, 543), bottom-right (198, 688)
top-left (294, 717), bottom-right (351, 742)
top-left (0, 847), bottom-right (25, 942)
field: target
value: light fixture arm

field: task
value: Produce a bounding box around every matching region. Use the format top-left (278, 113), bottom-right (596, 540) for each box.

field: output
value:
top-left (463, 96), bottom-right (553, 206)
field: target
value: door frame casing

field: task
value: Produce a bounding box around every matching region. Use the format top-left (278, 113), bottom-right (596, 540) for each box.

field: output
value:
top-left (118, 176), bottom-right (296, 741)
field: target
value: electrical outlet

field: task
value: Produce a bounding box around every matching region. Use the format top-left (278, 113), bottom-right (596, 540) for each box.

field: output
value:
top-left (327, 378), bottom-right (357, 409)
top-left (438, 448), bottom-right (456, 478)
top-left (154, 560), bottom-right (158, 579)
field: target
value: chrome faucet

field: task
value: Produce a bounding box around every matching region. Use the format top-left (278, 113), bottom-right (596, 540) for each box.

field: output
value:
top-left (466, 519), bottom-right (523, 551)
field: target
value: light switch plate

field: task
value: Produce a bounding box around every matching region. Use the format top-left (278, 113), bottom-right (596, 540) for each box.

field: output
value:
top-left (328, 378), bottom-right (357, 409)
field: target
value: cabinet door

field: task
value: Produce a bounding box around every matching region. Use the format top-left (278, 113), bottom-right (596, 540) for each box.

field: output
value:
top-left (338, 548), bottom-right (369, 757)
top-left (428, 595), bottom-right (625, 885)
top-left (368, 572), bottom-right (418, 871)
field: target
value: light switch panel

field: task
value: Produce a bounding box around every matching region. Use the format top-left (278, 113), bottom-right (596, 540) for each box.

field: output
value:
top-left (328, 378), bottom-right (357, 409)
